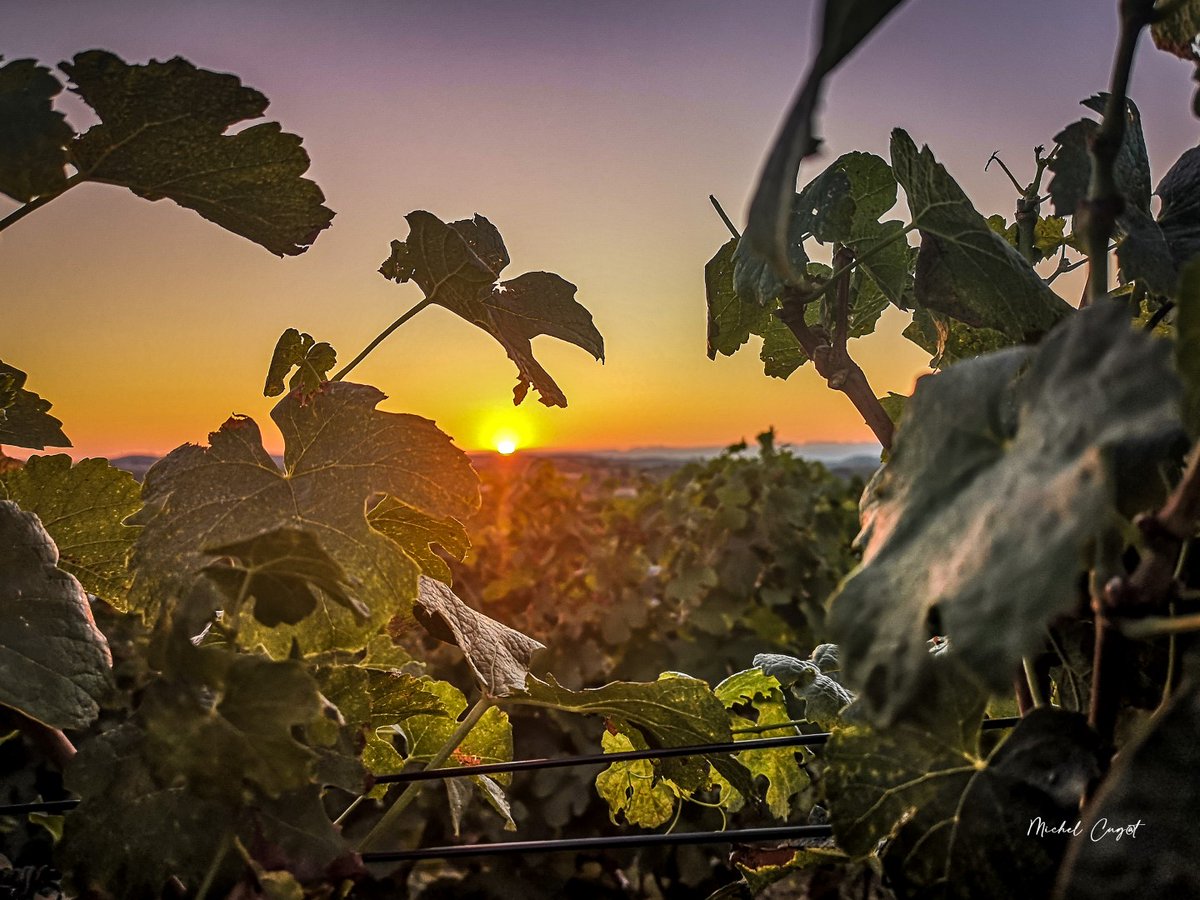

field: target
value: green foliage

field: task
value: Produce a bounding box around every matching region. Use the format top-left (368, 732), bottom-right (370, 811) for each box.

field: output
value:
top-left (1152, 0), bottom-right (1200, 59)
top-left (379, 211), bottom-right (604, 407)
top-left (0, 501), bottom-right (111, 730)
top-left (0, 455), bottom-right (141, 608)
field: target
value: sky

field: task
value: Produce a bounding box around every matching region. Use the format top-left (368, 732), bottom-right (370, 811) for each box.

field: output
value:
top-left (2, 0), bottom-right (1197, 457)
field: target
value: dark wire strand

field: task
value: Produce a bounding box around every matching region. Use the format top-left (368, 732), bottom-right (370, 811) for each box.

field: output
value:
top-left (0, 717), bottom-right (1020, 818)
top-left (360, 824), bottom-right (835, 863)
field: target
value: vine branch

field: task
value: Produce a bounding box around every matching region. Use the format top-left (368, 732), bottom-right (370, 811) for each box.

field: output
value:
top-left (1080, 0), bottom-right (1156, 304)
top-left (0, 174), bottom-right (86, 235)
top-left (332, 298), bottom-right (431, 383)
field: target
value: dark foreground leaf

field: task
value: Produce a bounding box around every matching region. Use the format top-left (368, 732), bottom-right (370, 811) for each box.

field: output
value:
top-left (0, 360), bottom-right (70, 450)
top-left (830, 303), bottom-right (1183, 724)
top-left (0, 501), bottom-right (111, 730)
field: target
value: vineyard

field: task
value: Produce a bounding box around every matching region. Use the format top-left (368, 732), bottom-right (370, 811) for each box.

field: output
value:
top-left (5, 0), bottom-right (1200, 897)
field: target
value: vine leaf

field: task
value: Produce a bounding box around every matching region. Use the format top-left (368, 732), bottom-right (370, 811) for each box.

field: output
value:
top-left (518, 673), bottom-right (756, 800)
top-left (0, 501), bottom-right (112, 730)
top-left (714, 668), bottom-right (809, 819)
top-left (902, 306), bottom-right (1011, 370)
top-left (129, 382), bottom-right (479, 651)
top-left (367, 497), bottom-right (469, 584)
top-left (891, 129), bottom-right (1072, 339)
top-left (413, 576), bottom-right (544, 698)
top-left (61, 50), bottom-right (334, 256)
top-left (827, 704), bottom-right (1101, 899)
top-left (0, 57), bottom-right (73, 202)
top-left (1121, 145), bottom-right (1200, 295)
top-left (595, 730), bottom-right (678, 827)
top-left (753, 652), bottom-right (854, 729)
top-left (398, 678), bottom-right (515, 832)
top-left (379, 211), bottom-right (604, 407)
top-left (264, 329), bottom-right (336, 398)
top-left (0, 360), bottom-right (70, 450)
top-left (201, 528), bottom-right (366, 628)
top-left (745, 0), bottom-right (907, 276)
top-left (830, 303), bottom-right (1184, 724)
top-left (1048, 95), bottom-right (1152, 219)
top-left (1054, 674), bottom-right (1200, 899)
top-left (1151, 1), bottom-right (1200, 59)
top-left (0, 455), bottom-right (141, 609)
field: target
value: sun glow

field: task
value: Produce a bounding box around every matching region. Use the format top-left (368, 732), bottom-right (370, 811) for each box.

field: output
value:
top-left (495, 435), bottom-right (518, 455)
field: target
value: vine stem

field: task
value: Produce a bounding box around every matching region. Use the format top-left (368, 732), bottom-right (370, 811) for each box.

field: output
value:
top-left (709, 195), bottom-right (741, 239)
top-left (331, 299), bottom-right (431, 383)
top-left (0, 174), bottom-right (86, 234)
top-left (194, 831), bottom-right (231, 900)
top-left (358, 695), bottom-right (494, 853)
top-left (1080, 0), bottom-right (1156, 304)
top-left (1022, 657), bottom-right (1046, 708)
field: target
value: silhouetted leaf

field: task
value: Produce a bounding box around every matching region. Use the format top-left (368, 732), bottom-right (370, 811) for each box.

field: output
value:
top-left (264, 329), bottom-right (336, 398)
top-left (0, 360), bottom-right (70, 450)
top-left (380, 211), bottom-right (603, 407)
top-left (0, 501), bottom-right (111, 729)
top-left (745, 0), bottom-right (907, 275)
top-left (892, 129), bottom-right (1072, 339)
top-left (62, 50), bottom-right (333, 256)
top-left (202, 528), bottom-right (366, 627)
top-left (1048, 95), bottom-right (1151, 219)
top-left (130, 382), bottom-right (478, 651)
top-left (0, 455), bottom-right (140, 608)
top-left (0, 57), bottom-right (73, 202)
top-left (831, 303), bottom-right (1183, 724)
top-left (414, 576), bottom-right (544, 697)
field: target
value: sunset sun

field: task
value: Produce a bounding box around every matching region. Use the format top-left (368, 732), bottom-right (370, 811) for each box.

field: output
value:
top-left (495, 436), bottom-right (518, 455)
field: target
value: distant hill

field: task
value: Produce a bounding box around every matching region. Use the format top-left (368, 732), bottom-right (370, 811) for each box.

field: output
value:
top-left (109, 442), bottom-right (881, 483)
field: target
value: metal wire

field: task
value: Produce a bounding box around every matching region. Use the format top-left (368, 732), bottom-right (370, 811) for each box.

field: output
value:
top-left (360, 824), bottom-right (835, 862)
top-left (0, 716), bottom-right (1019, 819)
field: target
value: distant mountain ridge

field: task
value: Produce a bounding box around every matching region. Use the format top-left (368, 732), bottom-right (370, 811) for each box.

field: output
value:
top-left (106, 442), bottom-right (881, 482)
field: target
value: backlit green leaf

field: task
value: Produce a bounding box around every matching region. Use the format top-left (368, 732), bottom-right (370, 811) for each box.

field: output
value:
top-left (367, 496), bottom-right (469, 584)
top-left (892, 129), bottom-right (1072, 339)
top-left (0, 455), bottom-right (140, 609)
top-left (831, 303), bottom-right (1183, 724)
top-left (130, 382), bottom-right (479, 651)
top-left (595, 730), bottom-right (678, 828)
top-left (62, 50), bottom-right (333, 256)
top-left (0, 501), bottom-right (111, 729)
top-left (0, 57), bottom-right (73, 202)
top-left (380, 211), bottom-right (603, 407)
top-left (519, 673), bottom-right (755, 799)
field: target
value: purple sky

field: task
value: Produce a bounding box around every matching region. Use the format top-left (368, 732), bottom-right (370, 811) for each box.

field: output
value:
top-left (2, 1), bottom-right (1195, 455)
